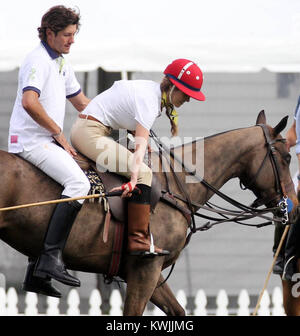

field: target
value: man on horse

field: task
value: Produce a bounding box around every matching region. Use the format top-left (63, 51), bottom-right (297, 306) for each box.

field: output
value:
top-left (8, 6), bottom-right (91, 298)
top-left (280, 97), bottom-right (300, 282)
top-left (70, 59), bottom-right (206, 258)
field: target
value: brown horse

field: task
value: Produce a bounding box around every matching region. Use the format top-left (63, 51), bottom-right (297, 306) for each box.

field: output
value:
top-left (0, 110), bottom-right (297, 315)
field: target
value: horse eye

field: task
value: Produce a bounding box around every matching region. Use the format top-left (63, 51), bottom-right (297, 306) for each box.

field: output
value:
top-left (284, 153), bottom-right (291, 164)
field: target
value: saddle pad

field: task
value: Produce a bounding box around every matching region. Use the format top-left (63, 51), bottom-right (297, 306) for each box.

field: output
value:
top-left (83, 169), bottom-right (106, 199)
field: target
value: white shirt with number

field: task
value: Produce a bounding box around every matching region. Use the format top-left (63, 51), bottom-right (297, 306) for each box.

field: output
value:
top-left (84, 80), bottom-right (162, 131)
top-left (8, 41), bottom-right (81, 153)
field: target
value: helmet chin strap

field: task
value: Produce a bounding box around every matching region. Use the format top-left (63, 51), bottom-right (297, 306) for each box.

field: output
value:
top-left (162, 86), bottom-right (178, 127)
top-left (168, 85), bottom-right (175, 105)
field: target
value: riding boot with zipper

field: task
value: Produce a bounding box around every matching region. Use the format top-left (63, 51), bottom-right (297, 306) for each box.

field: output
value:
top-left (33, 196), bottom-right (81, 287)
top-left (127, 184), bottom-right (170, 257)
top-left (22, 257), bottom-right (61, 298)
top-left (282, 213), bottom-right (300, 281)
top-left (272, 223), bottom-right (286, 275)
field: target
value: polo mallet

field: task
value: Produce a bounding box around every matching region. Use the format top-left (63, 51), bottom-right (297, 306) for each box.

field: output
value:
top-left (0, 189), bottom-right (140, 212)
top-left (252, 224), bottom-right (290, 316)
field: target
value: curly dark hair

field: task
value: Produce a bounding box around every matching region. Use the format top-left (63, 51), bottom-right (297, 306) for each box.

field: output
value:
top-left (37, 5), bottom-right (81, 41)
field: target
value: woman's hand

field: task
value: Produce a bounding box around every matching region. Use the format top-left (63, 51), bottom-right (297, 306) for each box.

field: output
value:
top-left (109, 123), bottom-right (149, 198)
top-left (53, 132), bottom-right (77, 157)
top-left (109, 180), bottom-right (137, 198)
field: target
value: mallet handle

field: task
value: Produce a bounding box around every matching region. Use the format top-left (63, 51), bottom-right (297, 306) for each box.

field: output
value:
top-left (0, 190), bottom-right (129, 212)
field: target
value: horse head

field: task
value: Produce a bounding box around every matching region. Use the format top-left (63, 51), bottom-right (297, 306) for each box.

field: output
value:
top-left (239, 110), bottom-right (297, 211)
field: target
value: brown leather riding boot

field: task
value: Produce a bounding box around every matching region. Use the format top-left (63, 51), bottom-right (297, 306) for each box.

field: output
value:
top-left (127, 184), bottom-right (170, 257)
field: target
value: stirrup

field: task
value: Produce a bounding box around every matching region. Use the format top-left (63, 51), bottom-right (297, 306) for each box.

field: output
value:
top-left (129, 234), bottom-right (170, 258)
top-left (129, 250), bottom-right (169, 258)
top-left (150, 232), bottom-right (155, 254)
top-left (282, 255), bottom-right (297, 281)
top-left (129, 250), bottom-right (158, 258)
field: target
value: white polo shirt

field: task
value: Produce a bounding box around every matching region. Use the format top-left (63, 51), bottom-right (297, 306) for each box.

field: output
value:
top-left (8, 41), bottom-right (81, 153)
top-left (84, 80), bottom-right (161, 131)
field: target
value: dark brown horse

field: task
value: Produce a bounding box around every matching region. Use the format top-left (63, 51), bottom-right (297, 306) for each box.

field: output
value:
top-left (0, 110), bottom-right (297, 315)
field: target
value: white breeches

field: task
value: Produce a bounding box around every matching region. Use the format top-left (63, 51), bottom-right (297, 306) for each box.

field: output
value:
top-left (18, 142), bottom-right (90, 204)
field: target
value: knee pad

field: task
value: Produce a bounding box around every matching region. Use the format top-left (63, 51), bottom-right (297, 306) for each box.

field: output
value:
top-left (129, 184), bottom-right (151, 204)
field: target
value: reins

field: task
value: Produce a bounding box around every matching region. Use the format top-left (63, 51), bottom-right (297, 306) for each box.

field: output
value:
top-left (150, 124), bottom-right (291, 297)
top-left (150, 126), bottom-right (289, 239)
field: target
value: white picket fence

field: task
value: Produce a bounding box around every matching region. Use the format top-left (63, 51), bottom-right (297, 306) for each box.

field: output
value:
top-left (0, 286), bottom-right (285, 316)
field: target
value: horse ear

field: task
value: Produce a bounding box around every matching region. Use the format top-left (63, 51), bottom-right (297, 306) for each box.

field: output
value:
top-left (256, 110), bottom-right (266, 125)
top-left (273, 116), bottom-right (289, 135)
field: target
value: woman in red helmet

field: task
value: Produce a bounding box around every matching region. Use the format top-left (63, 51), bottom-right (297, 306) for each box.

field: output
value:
top-left (70, 59), bottom-right (205, 257)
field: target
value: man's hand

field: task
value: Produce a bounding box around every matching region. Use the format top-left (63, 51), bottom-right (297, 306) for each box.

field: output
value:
top-left (53, 132), bottom-right (77, 157)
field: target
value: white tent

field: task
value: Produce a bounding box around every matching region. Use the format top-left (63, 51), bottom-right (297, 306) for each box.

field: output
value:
top-left (1, 0), bottom-right (300, 72)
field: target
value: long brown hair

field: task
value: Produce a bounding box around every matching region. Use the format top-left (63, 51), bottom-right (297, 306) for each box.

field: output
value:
top-left (38, 6), bottom-right (81, 42)
top-left (160, 76), bottom-right (179, 137)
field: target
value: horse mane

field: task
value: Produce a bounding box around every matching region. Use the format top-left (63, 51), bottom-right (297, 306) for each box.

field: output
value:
top-left (168, 126), bottom-right (253, 150)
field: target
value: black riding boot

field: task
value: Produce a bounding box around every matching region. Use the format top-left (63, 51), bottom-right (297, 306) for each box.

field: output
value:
top-left (272, 223), bottom-right (286, 275)
top-left (34, 196), bottom-right (82, 287)
top-left (282, 217), bottom-right (300, 281)
top-left (22, 257), bottom-right (61, 298)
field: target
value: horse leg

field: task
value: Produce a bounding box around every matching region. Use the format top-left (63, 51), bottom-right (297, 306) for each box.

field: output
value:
top-left (282, 258), bottom-right (300, 315)
top-left (150, 273), bottom-right (185, 316)
top-left (123, 257), bottom-right (164, 316)
top-left (282, 279), bottom-right (300, 315)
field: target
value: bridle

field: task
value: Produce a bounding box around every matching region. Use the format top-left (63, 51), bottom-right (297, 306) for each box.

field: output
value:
top-left (150, 124), bottom-right (293, 289)
top-left (240, 124), bottom-right (287, 210)
top-left (240, 124), bottom-right (290, 224)
top-left (150, 124), bottom-right (291, 235)
top-left (150, 125), bottom-right (292, 288)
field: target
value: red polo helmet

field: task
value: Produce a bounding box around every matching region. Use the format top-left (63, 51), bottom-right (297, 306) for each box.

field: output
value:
top-left (164, 58), bottom-right (205, 101)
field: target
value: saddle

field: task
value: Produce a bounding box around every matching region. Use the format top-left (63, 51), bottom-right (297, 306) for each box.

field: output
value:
top-left (74, 152), bottom-right (164, 281)
top-left (74, 152), bottom-right (162, 222)
top-left (74, 152), bottom-right (190, 281)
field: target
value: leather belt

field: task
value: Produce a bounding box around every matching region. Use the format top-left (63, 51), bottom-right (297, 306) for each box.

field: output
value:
top-left (79, 114), bottom-right (101, 123)
top-left (78, 114), bottom-right (112, 131)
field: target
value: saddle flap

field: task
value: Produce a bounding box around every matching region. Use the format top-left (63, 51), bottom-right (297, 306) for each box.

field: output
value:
top-left (97, 170), bottom-right (128, 222)
top-left (96, 169), bottom-right (161, 222)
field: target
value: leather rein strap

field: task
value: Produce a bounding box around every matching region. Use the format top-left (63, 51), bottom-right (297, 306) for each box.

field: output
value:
top-left (150, 126), bottom-right (288, 289)
top-left (258, 124), bottom-right (287, 200)
top-left (242, 124), bottom-right (286, 206)
top-left (150, 125), bottom-right (288, 240)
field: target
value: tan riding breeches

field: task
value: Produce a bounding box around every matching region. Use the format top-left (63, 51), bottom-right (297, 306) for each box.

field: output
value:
top-left (70, 118), bottom-right (152, 187)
